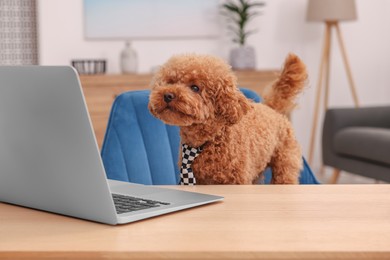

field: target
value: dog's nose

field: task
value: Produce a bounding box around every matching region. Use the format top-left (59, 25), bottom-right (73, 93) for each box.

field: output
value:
top-left (163, 93), bottom-right (175, 103)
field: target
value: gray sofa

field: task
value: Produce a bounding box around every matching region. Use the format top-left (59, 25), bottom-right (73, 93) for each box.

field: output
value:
top-left (322, 106), bottom-right (390, 183)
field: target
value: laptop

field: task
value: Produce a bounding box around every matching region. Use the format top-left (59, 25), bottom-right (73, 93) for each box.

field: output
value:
top-left (0, 66), bottom-right (223, 225)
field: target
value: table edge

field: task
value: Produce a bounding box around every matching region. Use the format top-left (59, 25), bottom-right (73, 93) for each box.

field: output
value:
top-left (1, 251), bottom-right (389, 260)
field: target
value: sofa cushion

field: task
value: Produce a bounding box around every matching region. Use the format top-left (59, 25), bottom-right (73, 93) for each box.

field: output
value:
top-left (333, 127), bottom-right (390, 166)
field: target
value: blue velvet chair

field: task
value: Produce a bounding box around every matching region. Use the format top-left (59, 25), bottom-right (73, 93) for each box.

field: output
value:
top-left (101, 89), bottom-right (319, 185)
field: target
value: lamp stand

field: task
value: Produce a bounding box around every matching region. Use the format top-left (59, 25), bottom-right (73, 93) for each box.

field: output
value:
top-left (308, 21), bottom-right (360, 181)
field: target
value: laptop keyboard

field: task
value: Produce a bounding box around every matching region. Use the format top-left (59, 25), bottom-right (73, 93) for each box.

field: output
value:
top-left (112, 193), bottom-right (171, 214)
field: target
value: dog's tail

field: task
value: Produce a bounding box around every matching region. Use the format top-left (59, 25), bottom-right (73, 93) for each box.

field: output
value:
top-left (263, 53), bottom-right (307, 115)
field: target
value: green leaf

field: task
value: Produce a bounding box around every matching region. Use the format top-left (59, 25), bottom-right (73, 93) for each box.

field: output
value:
top-left (247, 11), bottom-right (260, 20)
top-left (247, 2), bottom-right (265, 8)
top-left (222, 3), bottom-right (240, 13)
top-left (243, 29), bottom-right (258, 37)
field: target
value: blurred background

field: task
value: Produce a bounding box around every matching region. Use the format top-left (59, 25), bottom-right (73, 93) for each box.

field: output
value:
top-left (1, 0), bottom-right (389, 184)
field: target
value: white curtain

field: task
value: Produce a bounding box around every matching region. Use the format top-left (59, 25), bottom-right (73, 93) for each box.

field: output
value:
top-left (0, 0), bottom-right (38, 65)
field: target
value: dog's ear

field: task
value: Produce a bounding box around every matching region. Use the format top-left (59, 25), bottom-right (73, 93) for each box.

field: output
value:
top-left (214, 82), bottom-right (251, 125)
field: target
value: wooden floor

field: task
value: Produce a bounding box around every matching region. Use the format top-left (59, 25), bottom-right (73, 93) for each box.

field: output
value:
top-left (314, 167), bottom-right (388, 184)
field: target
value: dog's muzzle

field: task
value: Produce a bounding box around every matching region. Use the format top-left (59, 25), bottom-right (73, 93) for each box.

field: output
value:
top-left (163, 93), bottom-right (175, 103)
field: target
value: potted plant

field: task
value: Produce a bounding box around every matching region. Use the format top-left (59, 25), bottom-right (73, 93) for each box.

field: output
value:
top-left (222, 0), bottom-right (265, 70)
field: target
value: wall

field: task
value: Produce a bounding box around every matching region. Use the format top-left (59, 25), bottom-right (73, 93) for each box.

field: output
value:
top-left (37, 0), bottom-right (390, 171)
top-left (37, 0), bottom-right (230, 74)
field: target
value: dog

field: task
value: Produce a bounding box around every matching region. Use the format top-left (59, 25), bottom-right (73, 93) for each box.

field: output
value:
top-left (148, 53), bottom-right (307, 184)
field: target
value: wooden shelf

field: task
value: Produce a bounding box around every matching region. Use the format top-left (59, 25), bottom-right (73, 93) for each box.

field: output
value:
top-left (80, 70), bottom-right (279, 148)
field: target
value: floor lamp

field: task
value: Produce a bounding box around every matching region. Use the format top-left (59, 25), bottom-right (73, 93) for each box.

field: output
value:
top-left (306, 0), bottom-right (360, 181)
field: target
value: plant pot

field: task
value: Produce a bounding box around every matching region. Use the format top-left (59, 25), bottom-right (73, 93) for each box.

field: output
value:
top-left (229, 45), bottom-right (256, 70)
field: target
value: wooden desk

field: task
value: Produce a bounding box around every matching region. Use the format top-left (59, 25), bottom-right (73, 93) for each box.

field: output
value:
top-left (80, 71), bottom-right (279, 147)
top-left (1, 185), bottom-right (389, 259)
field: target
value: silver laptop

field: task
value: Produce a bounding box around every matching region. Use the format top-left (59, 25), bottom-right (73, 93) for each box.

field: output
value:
top-left (0, 66), bottom-right (223, 225)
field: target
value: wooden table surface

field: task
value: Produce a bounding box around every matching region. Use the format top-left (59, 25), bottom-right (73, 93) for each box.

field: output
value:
top-left (1, 185), bottom-right (390, 259)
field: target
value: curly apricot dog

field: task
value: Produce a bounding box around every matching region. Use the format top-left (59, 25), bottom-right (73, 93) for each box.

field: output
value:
top-left (149, 53), bottom-right (307, 184)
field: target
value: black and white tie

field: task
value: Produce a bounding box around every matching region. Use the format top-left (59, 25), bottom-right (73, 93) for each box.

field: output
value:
top-left (180, 144), bottom-right (204, 185)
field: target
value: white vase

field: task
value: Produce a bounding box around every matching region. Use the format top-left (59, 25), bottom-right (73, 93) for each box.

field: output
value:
top-left (120, 41), bottom-right (138, 74)
top-left (229, 45), bottom-right (256, 70)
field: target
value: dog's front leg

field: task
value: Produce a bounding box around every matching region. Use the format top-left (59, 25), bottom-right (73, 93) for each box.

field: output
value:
top-left (270, 137), bottom-right (302, 185)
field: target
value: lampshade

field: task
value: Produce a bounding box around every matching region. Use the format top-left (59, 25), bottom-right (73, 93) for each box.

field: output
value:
top-left (306, 0), bottom-right (357, 22)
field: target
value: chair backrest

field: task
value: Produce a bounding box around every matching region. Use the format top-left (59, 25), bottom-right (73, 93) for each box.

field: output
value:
top-left (101, 88), bottom-right (319, 185)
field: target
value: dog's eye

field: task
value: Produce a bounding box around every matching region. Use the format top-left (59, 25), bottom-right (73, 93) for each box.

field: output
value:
top-left (190, 85), bottom-right (200, 92)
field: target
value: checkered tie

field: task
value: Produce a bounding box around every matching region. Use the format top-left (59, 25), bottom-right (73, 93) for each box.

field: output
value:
top-left (180, 144), bottom-right (204, 185)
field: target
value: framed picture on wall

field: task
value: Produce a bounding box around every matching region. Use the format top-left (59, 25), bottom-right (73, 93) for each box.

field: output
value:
top-left (83, 0), bottom-right (221, 39)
